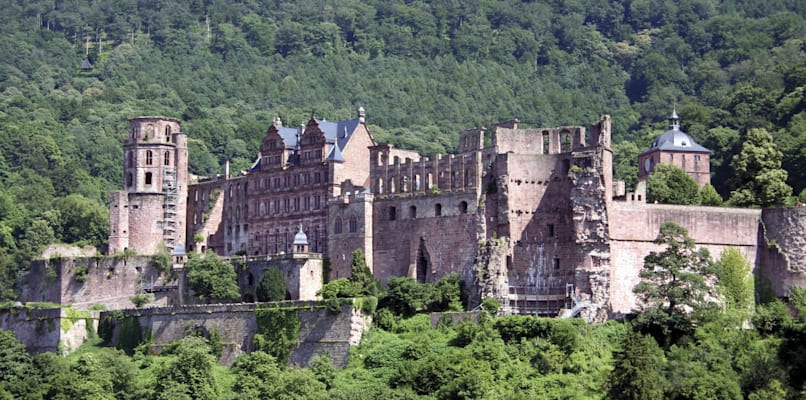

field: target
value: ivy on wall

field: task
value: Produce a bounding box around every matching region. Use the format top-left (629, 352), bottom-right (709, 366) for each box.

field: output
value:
top-left (253, 305), bottom-right (301, 366)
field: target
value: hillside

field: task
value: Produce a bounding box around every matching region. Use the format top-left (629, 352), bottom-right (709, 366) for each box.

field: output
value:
top-left (0, 0), bottom-right (805, 299)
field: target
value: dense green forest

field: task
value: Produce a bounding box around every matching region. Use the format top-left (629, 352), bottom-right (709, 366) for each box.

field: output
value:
top-left (0, 0), bottom-right (805, 319)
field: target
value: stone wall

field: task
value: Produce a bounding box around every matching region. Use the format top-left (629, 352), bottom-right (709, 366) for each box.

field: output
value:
top-left (0, 307), bottom-right (99, 354)
top-left (100, 301), bottom-right (370, 367)
top-left (236, 255), bottom-right (323, 302)
top-left (20, 256), bottom-right (176, 310)
top-left (608, 202), bottom-right (760, 316)
top-left (759, 207), bottom-right (806, 297)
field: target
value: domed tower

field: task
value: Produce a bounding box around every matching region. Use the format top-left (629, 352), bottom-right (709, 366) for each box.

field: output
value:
top-left (109, 117), bottom-right (188, 255)
top-left (638, 110), bottom-right (711, 187)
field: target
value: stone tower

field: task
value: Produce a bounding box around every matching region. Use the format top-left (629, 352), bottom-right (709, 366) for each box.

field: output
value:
top-left (109, 117), bottom-right (188, 255)
top-left (637, 109), bottom-right (711, 187)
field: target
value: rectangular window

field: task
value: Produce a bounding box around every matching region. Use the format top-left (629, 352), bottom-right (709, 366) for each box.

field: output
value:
top-left (548, 224), bottom-right (555, 237)
top-left (552, 258), bottom-right (560, 270)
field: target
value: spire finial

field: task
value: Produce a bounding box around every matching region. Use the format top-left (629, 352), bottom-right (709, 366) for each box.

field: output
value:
top-left (669, 104), bottom-right (680, 130)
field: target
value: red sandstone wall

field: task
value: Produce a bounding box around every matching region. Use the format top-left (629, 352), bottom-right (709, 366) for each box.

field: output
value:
top-left (608, 202), bottom-right (760, 316)
top-left (371, 192), bottom-right (481, 283)
top-left (759, 207), bottom-right (806, 297)
top-left (327, 193), bottom-right (373, 280)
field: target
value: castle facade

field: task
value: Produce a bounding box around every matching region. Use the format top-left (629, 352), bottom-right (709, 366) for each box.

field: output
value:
top-left (108, 110), bottom-right (806, 322)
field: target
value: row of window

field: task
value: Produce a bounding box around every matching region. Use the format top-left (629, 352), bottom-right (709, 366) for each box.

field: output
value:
top-left (333, 217), bottom-right (358, 234)
top-left (253, 172), bottom-right (324, 192)
top-left (126, 172), bottom-right (154, 187)
top-left (375, 170), bottom-right (474, 194)
top-left (127, 150), bottom-right (172, 168)
top-left (253, 195), bottom-right (325, 216)
top-left (131, 124), bottom-right (173, 143)
top-left (386, 201), bottom-right (468, 221)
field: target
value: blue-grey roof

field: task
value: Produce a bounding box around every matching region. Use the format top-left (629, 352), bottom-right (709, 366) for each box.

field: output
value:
top-left (293, 225), bottom-right (308, 245)
top-left (276, 117), bottom-right (362, 150)
top-left (640, 110), bottom-right (710, 155)
top-left (326, 141), bottom-right (345, 162)
top-left (640, 128), bottom-right (710, 155)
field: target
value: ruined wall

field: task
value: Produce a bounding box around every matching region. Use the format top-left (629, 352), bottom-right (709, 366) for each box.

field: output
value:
top-left (187, 178), bottom-right (226, 254)
top-left (759, 207), bottom-right (806, 297)
top-left (20, 256), bottom-right (175, 310)
top-left (101, 301), bottom-right (369, 367)
top-left (608, 202), bottom-right (760, 316)
top-left (371, 191), bottom-right (483, 284)
top-left (0, 308), bottom-right (99, 354)
top-left (327, 192), bottom-right (374, 279)
top-left (237, 255), bottom-right (323, 302)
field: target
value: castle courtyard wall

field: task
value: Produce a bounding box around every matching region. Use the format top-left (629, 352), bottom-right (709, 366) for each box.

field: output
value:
top-left (608, 202), bottom-right (760, 315)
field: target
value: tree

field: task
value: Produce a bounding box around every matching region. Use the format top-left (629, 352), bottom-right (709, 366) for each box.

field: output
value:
top-left (185, 252), bottom-right (241, 303)
top-left (646, 164), bottom-right (701, 205)
top-left (713, 248), bottom-right (753, 324)
top-left (53, 194), bottom-right (109, 247)
top-left (699, 183), bottom-right (723, 206)
top-left (633, 222), bottom-right (714, 345)
top-left (607, 329), bottom-right (666, 400)
top-left (154, 337), bottom-right (219, 400)
top-left (729, 128), bottom-right (792, 207)
top-left (348, 249), bottom-right (379, 296)
top-left (257, 268), bottom-right (286, 302)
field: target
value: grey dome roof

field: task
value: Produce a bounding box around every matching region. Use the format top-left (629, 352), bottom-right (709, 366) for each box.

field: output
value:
top-left (640, 110), bottom-right (710, 155)
top-left (293, 226), bottom-right (309, 245)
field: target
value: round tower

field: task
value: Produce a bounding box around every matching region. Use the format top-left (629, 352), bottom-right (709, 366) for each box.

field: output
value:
top-left (109, 117), bottom-right (188, 255)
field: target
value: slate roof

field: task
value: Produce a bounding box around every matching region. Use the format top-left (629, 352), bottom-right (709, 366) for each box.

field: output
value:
top-left (276, 117), bottom-right (362, 150)
top-left (640, 111), bottom-right (710, 155)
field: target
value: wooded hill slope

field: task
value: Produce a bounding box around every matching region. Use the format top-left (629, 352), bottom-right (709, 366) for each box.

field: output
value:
top-left (0, 0), bottom-right (804, 299)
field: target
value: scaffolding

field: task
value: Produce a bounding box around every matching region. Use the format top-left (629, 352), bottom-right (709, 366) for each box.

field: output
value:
top-left (162, 167), bottom-right (178, 252)
top-left (501, 283), bottom-right (574, 316)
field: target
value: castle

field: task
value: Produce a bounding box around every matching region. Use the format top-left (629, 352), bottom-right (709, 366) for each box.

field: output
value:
top-left (107, 109), bottom-right (806, 322)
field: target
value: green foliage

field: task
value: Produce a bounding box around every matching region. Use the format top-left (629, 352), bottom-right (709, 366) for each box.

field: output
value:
top-left (129, 294), bottom-right (152, 308)
top-left (348, 249), bottom-right (379, 297)
top-left (607, 329), bottom-right (666, 400)
top-left (481, 297), bottom-right (501, 314)
top-left (310, 353), bottom-right (337, 389)
top-left (318, 278), bottom-right (362, 299)
top-left (729, 128), bottom-right (793, 207)
top-left (646, 164), bottom-right (701, 205)
top-left (253, 305), bottom-right (301, 366)
top-left (154, 337), bottom-right (219, 400)
top-left (633, 222), bottom-right (714, 346)
top-left (74, 264), bottom-right (88, 283)
top-left (154, 245), bottom-right (172, 274)
top-left (185, 252), bottom-right (240, 303)
top-left (699, 183), bottom-right (724, 206)
top-left (714, 248), bottom-right (754, 324)
top-left (256, 268), bottom-right (286, 302)
top-left (378, 273), bottom-right (463, 318)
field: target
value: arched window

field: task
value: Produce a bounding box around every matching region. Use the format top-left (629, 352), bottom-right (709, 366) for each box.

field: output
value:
top-left (145, 172), bottom-right (153, 185)
top-left (164, 151), bottom-right (170, 166)
top-left (348, 216), bottom-right (357, 233)
top-left (165, 125), bottom-right (172, 142)
top-left (561, 131), bottom-right (571, 152)
top-left (146, 150), bottom-right (153, 165)
top-left (459, 201), bottom-right (468, 214)
top-left (542, 131), bottom-right (550, 154)
top-left (334, 217), bottom-right (343, 234)
top-left (435, 203), bottom-right (442, 216)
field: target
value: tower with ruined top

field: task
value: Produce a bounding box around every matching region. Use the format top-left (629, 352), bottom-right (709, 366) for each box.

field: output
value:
top-left (108, 117), bottom-right (188, 255)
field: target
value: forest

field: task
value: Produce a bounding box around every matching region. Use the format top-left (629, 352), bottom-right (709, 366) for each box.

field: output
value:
top-left (0, 0), bottom-right (805, 297)
top-left (0, 0), bottom-right (805, 397)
